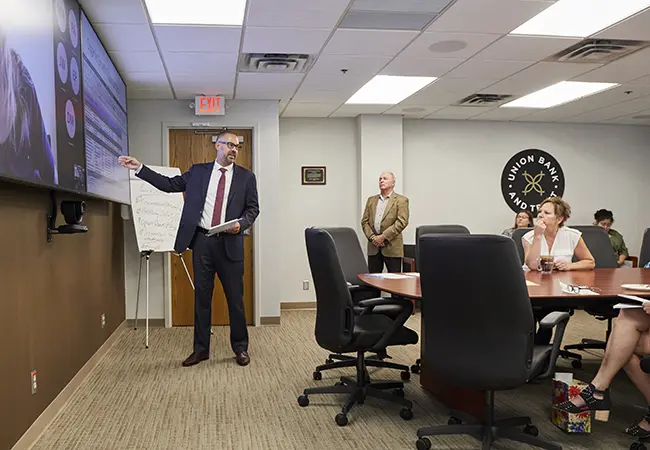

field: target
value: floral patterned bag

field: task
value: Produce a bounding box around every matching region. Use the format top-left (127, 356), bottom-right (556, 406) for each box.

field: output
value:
top-left (551, 374), bottom-right (592, 433)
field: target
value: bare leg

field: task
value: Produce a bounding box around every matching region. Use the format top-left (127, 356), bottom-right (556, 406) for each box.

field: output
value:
top-left (570, 309), bottom-right (650, 408)
top-left (624, 335), bottom-right (650, 432)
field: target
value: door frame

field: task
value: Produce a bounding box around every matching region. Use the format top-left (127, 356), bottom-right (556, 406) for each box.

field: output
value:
top-left (161, 122), bottom-right (260, 328)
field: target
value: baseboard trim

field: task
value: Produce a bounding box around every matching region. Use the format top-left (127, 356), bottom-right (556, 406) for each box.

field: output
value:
top-left (125, 318), bottom-right (166, 328)
top-left (260, 316), bottom-right (281, 325)
top-left (12, 321), bottom-right (126, 450)
top-left (281, 302), bottom-right (316, 310)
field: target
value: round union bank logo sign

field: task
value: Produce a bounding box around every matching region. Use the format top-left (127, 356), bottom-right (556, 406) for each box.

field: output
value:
top-left (501, 149), bottom-right (565, 214)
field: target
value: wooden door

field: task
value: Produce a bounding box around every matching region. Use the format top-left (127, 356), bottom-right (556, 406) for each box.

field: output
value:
top-left (169, 129), bottom-right (254, 326)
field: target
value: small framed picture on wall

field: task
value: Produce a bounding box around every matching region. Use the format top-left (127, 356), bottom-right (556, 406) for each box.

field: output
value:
top-left (301, 166), bottom-right (326, 185)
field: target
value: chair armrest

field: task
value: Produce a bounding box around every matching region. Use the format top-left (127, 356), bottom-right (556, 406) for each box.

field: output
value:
top-left (403, 257), bottom-right (415, 272)
top-left (536, 311), bottom-right (571, 380)
top-left (357, 297), bottom-right (412, 308)
top-left (628, 256), bottom-right (639, 268)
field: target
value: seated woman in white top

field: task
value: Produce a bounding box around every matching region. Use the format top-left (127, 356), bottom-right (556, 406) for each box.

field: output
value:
top-left (523, 196), bottom-right (595, 271)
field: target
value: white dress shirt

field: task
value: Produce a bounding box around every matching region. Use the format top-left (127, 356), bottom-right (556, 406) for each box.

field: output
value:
top-left (199, 162), bottom-right (234, 229)
top-left (374, 191), bottom-right (392, 234)
top-left (522, 226), bottom-right (582, 264)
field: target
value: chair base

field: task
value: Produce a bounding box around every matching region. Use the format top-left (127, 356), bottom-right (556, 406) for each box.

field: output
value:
top-left (315, 352), bottom-right (412, 381)
top-left (416, 392), bottom-right (561, 450)
top-left (299, 351), bottom-right (414, 426)
top-left (562, 339), bottom-right (606, 369)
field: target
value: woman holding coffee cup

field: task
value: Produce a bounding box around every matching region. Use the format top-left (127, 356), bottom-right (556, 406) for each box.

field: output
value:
top-left (522, 197), bottom-right (595, 272)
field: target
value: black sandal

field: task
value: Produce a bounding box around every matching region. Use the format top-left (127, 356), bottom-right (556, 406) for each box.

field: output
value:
top-left (555, 383), bottom-right (611, 422)
top-left (626, 408), bottom-right (650, 438)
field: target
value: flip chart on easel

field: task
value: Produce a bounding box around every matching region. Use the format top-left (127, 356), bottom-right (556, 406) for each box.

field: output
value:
top-left (129, 165), bottom-right (184, 253)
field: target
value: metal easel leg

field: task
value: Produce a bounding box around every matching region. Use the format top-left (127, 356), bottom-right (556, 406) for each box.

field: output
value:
top-left (146, 253), bottom-right (150, 349)
top-left (134, 253), bottom-right (143, 330)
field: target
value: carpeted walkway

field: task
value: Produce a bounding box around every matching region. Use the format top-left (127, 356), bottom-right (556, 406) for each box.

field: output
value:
top-left (30, 310), bottom-right (646, 449)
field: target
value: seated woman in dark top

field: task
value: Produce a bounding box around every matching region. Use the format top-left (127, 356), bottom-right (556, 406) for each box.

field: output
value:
top-left (594, 209), bottom-right (629, 266)
top-left (0, 31), bottom-right (56, 185)
top-left (502, 210), bottom-right (533, 238)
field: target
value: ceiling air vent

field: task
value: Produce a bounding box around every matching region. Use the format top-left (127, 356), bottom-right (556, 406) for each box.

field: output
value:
top-left (546, 39), bottom-right (650, 64)
top-left (457, 94), bottom-right (513, 106)
top-left (238, 53), bottom-right (314, 73)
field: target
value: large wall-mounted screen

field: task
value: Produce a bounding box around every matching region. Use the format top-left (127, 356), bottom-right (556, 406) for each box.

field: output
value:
top-left (81, 11), bottom-right (129, 204)
top-left (0, 0), bottom-right (130, 204)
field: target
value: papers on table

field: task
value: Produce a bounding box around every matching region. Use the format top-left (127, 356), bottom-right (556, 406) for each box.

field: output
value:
top-left (614, 294), bottom-right (650, 309)
top-left (559, 281), bottom-right (600, 296)
top-left (526, 280), bottom-right (539, 287)
top-left (365, 273), bottom-right (418, 279)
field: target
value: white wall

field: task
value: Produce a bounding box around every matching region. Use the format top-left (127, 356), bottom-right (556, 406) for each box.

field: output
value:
top-left (279, 118), bottom-right (359, 303)
top-left (403, 120), bottom-right (650, 256)
top-left (125, 99), bottom-right (281, 320)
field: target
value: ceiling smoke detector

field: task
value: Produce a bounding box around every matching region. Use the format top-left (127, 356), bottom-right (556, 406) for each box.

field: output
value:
top-left (238, 53), bottom-right (314, 73)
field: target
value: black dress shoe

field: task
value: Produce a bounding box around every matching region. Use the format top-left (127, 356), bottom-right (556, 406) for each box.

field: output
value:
top-left (235, 350), bottom-right (250, 366)
top-left (182, 352), bottom-right (209, 367)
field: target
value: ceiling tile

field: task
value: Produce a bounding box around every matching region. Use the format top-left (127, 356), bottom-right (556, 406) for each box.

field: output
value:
top-left (323, 29), bottom-right (418, 56)
top-left (242, 27), bottom-right (332, 54)
top-left (380, 56), bottom-right (464, 77)
top-left (445, 59), bottom-right (532, 79)
top-left (127, 88), bottom-right (174, 100)
top-left (247, 0), bottom-right (350, 29)
top-left (469, 107), bottom-right (533, 121)
top-left (475, 36), bottom-right (580, 62)
top-left (169, 72), bottom-right (236, 98)
top-left (565, 97), bottom-right (650, 123)
top-left (572, 48), bottom-right (650, 84)
top-left (154, 25), bottom-right (241, 53)
top-left (400, 32), bottom-right (501, 59)
top-left (108, 51), bottom-right (164, 73)
top-left (281, 102), bottom-right (342, 117)
top-left (399, 77), bottom-right (499, 106)
top-left (330, 104), bottom-right (393, 117)
top-left (292, 88), bottom-right (357, 103)
top-left (174, 89), bottom-right (234, 100)
top-left (300, 72), bottom-right (370, 91)
top-left (424, 105), bottom-right (489, 119)
top-left (427, 0), bottom-right (556, 34)
top-left (163, 52), bottom-right (238, 74)
top-left (383, 104), bottom-right (445, 118)
top-left (123, 71), bottom-right (169, 90)
top-left (235, 73), bottom-right (305, 100)
top-left (605, 110), bottom-right (650, 125)
top-left (630, 75), bottom-right (650, 85)
top-left (593, 8), bottom-right (650, 41)
top-left (93, 24), bottom-right (157, 51)
top-left (78, 0), bottom-right (148, 24)
top-left (309, 54), bottom-right (391, 76)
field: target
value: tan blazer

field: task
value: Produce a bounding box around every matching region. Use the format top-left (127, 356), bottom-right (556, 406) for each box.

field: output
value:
top-left (361, 192), bottom-right (409, 257)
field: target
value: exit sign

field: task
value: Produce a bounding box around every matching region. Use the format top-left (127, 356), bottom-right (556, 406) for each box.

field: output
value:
top-left (194, 95), bottom-right (225, 116)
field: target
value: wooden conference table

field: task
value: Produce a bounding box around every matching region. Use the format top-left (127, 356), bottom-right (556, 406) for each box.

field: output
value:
top-left (358, 268), bottom-right (650, 417)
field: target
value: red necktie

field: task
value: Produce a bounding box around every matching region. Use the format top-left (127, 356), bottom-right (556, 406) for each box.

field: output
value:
top-left (211, 168), bottom-right (227, 226)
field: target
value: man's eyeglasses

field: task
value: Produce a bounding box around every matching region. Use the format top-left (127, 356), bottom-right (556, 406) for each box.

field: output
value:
top-left (217, 141), bottom-right (239, 150)
top-left (566, 284), bottom-right (602, 294)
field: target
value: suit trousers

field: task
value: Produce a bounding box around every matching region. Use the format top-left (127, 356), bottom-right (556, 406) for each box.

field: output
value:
top-left (191, 232), bottom-right (248, 355)
top-left (368, 251), bottom-right (403, 273)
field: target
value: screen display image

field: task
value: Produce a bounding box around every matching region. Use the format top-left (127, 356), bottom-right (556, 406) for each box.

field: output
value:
top-left (0, 0), bottom-right (59, 187)
top-left (81, 11), bottom-right (130, 204)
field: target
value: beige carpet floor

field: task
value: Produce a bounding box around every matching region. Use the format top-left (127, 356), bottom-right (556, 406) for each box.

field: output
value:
top-left (30, 310), bottom-right (647, 450)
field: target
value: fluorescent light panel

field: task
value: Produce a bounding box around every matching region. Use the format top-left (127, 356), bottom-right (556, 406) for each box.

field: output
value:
top-left (510, 0), bottom-right (650, 38)
top-left (144, 0), bottom-right (246, 25)
top-left (501, 81), bottom-right (619, 108)
top-left (345, 75), bottom-right (436, 105)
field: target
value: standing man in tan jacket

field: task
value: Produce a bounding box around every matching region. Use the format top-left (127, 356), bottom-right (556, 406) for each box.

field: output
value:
top-left (361, 172), bottom-right (410, 273)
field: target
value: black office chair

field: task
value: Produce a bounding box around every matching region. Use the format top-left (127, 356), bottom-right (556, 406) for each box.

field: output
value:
top-left (298, 228), bottom-right (418, 426)
top-left (640, 228), bottom-right (650, 268)
top-left (312, 227), bottom-right (412, 381)
top-left (415, 234), bottom-right (563, 450)
top-left (631, 356), bottom-right (650, 450)
top-left (562, 226), bottom-right (620, 369)
top-left (512, 227), bottom-right (532, 264)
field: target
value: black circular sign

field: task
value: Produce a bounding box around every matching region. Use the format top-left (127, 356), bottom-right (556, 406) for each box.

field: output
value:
top-left (501, 149), bottom-right (565, 214)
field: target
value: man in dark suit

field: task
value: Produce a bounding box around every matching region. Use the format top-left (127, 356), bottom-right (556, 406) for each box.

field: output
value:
top-left (118, 131), bottom-right (259, 367)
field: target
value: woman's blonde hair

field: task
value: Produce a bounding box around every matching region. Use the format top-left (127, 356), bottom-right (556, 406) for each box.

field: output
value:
top-left (0, 31), bottom-right (28, 147)
top-left (540, 196), bottom-right (571, 227)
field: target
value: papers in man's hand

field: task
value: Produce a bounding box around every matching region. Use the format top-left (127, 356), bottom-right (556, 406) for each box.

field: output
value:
top-left (614, 294), bottom-right (650, 309)
top-left (559, 281), bottom-right (600, 295)
top-left (206, 218), bottom-right (241, 236)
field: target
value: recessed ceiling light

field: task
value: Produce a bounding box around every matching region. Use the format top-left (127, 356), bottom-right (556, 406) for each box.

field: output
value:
top-left (144, 0), bottom-right (246, 26)
top-left (345, 75), bottom-right (436, 105)
top-left (510, 0), bottom-right (650, 38)
top-left (501, 81), bottom-right (619, 108)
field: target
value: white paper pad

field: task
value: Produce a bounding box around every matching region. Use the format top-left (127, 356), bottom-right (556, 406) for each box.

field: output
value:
top-left (206, 218), bottom-right (241, 236)
top-left (614, 294), bottom-right (650, 309)
top-left (365, 273), bottom-right (413, 279)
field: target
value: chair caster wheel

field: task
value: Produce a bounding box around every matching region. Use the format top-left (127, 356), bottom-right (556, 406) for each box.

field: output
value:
top-left (523, 424), bottom-right (539, 437)
top-left (571, 359), bottom-right (582, 369)
top-left (334, 381), bottom-right (344, 386)
top-left (631, 443), bottom-right (647, 450)
top-left (325, 358), bottom-right (334, 364)
top-left (411, 364), bottom-right (421, 374)
top-left (297, 395), bottom-right (309, 407)
top-left (448, 417), bottom-right (462, 425)
top-left (400, 408), bottom-right (413, 420)
top-left (392, 388), bottom-right (405, 397)
top-left (313, 371), bottom-right (322, 380)
top-left (416, 437), bottom-right (432, 450)
top-left (401, 371), bottom-right (411, 381)
top-left (335, 413), bottom-right (348, 426)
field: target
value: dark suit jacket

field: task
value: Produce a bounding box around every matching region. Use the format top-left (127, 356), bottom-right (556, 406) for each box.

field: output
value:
top-left (136, 163), bottom-right (259, 260)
